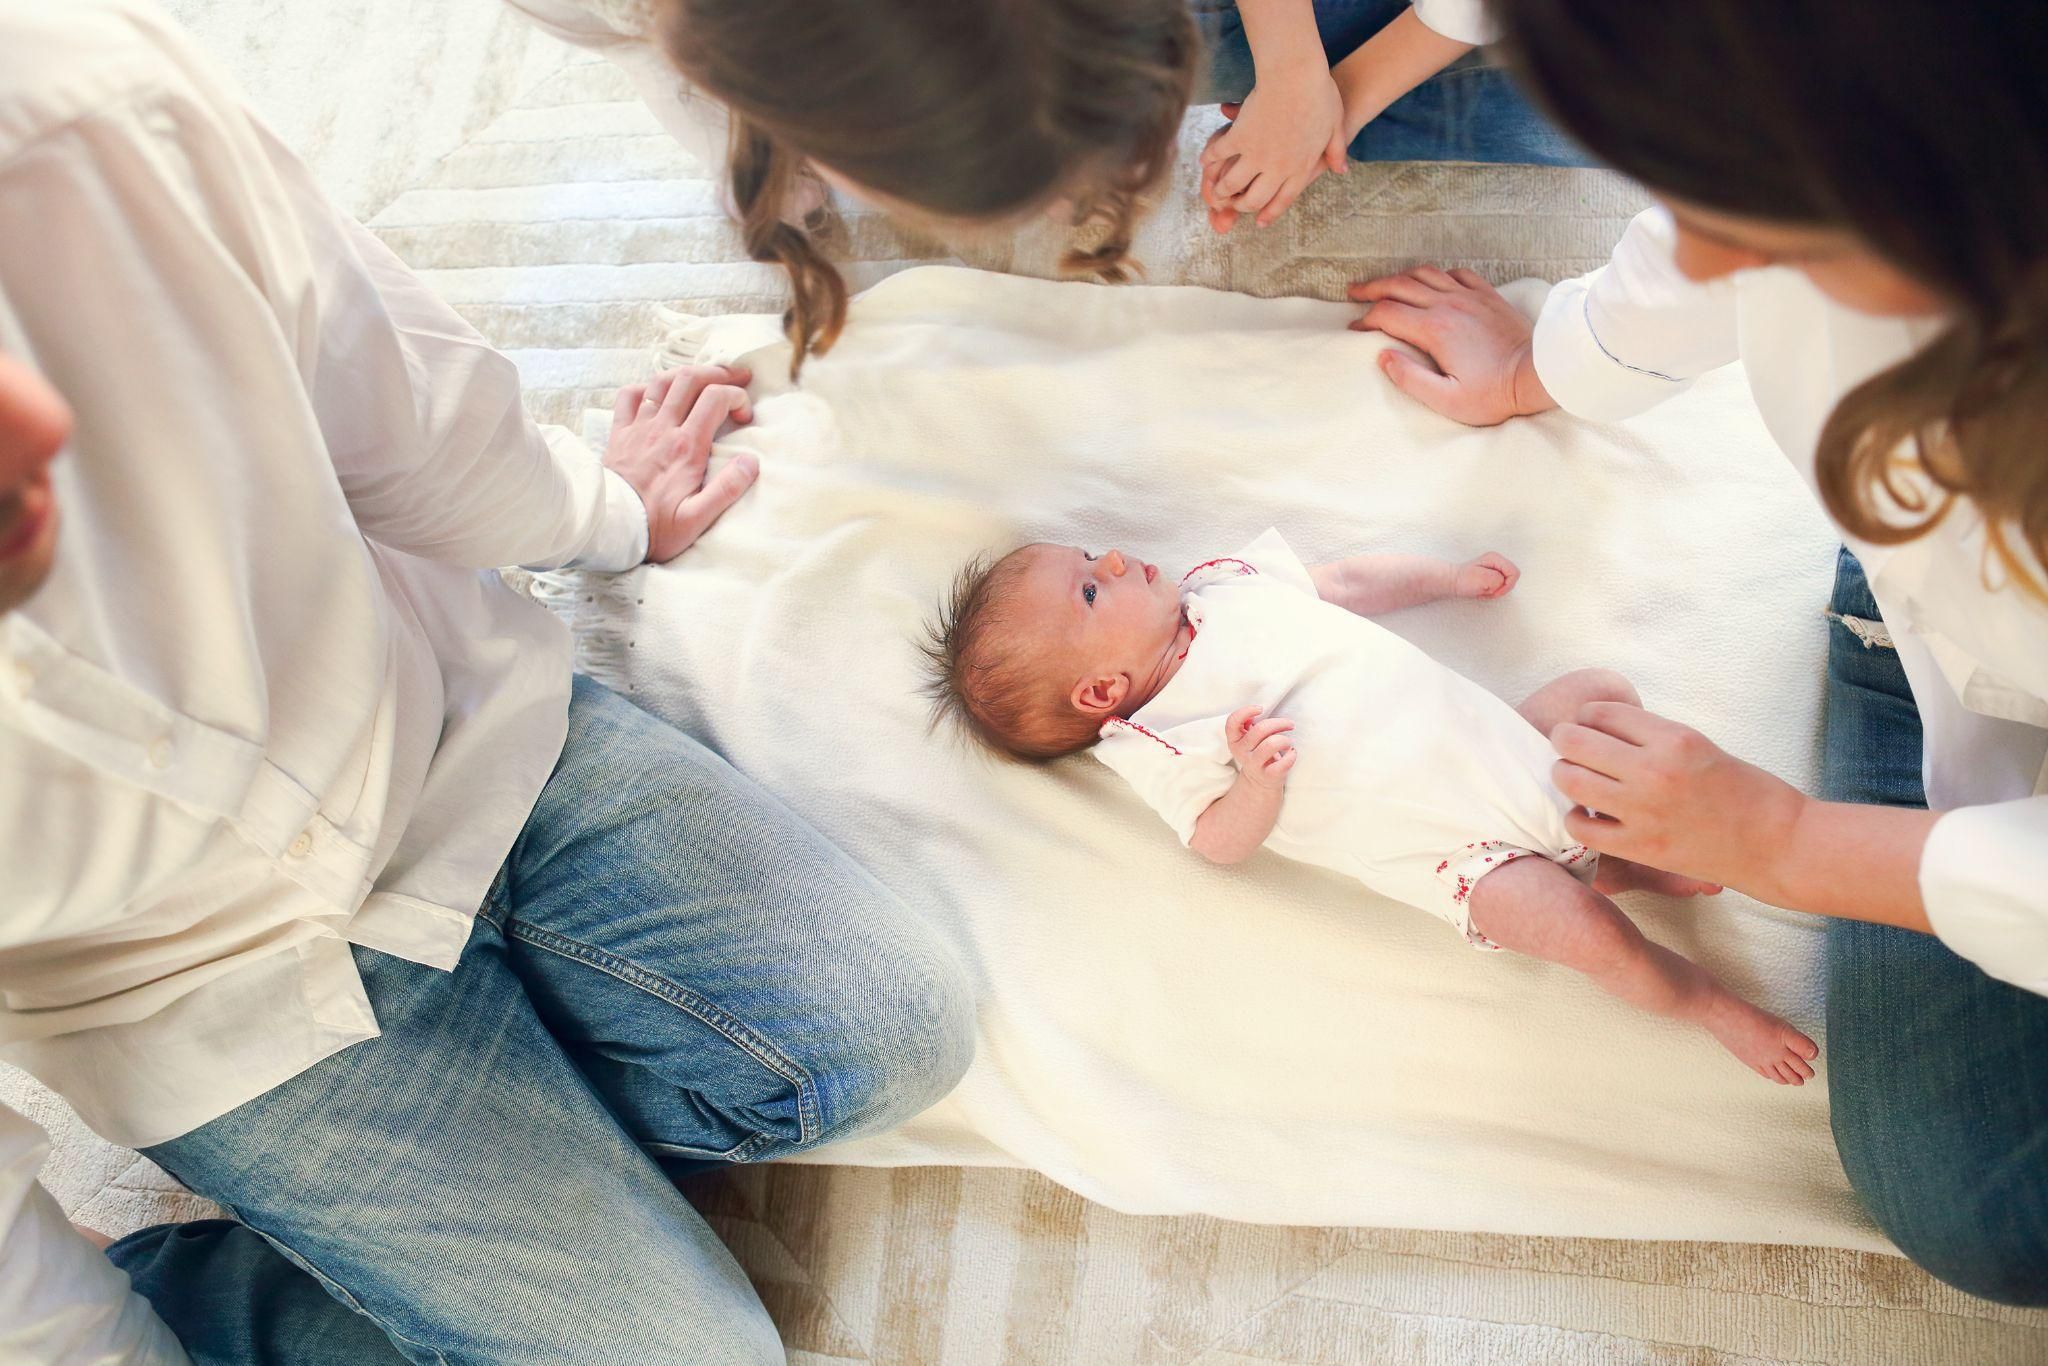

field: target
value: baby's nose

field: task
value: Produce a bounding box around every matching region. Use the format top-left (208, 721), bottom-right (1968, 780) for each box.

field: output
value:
top-left (1104, 550), bottom-right (1127, 576)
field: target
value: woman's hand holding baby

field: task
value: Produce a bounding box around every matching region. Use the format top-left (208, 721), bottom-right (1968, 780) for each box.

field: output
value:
top-left (604, 363), bottom-right (760, 563)
top-left (1227, 706), bottom-right (1298, 788)
top-left (1553, 702), bottom-right (1940, 932)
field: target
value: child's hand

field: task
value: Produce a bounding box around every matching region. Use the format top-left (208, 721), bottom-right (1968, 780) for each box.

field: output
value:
top-left (1200, 67), bottom-right (1349, 231)
top-left (1225, 706), bottom-right (1298, 789)
top-left (1454, 552), bottom-right (1520, 600)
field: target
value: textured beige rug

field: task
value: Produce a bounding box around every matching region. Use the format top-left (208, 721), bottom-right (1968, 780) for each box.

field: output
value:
top-left (5, 2), bottom-right (2044, 1360)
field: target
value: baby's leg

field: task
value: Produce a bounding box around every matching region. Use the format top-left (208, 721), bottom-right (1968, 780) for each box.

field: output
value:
top-left (1515, 666), bottom-right (1638, 737)
top-left (1517, 668), bottom-right (1719, 898)
top-left (1467, 858), bottom-right (1817, 1084)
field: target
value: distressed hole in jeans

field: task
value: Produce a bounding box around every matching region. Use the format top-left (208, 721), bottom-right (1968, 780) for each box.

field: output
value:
top-left (1824, 609), bottom-right (1895, 650)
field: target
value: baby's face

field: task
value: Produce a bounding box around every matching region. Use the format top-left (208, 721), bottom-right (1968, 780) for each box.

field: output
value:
top-left (1009, 543), bottom-right (1184, 708)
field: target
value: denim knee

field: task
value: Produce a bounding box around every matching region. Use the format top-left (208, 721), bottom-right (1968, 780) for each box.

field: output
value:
top-left (808, 908), bottom-right (976, 1144)
top-left (1854, 1174), bottom-right (2048, 1306)
top-left (1833, 1091), bottom-right (2048, 1306)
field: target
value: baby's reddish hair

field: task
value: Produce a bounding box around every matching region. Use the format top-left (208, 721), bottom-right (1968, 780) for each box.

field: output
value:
top-left (919, 547), bottom-right (1104, 762)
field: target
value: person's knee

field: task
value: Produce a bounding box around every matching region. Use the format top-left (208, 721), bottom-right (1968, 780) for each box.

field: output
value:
top-left (1867, 1197), bottom-right (2048, 1306)
top-left (1848, 1166), bottom-right (2048, 1304)
top-left (808, 914), bottom-right (976, 1142)
top-left (1828, 926), bottom-right (2048, 1306)
top-left (1834, 1097), bottom-right (2048, 1306)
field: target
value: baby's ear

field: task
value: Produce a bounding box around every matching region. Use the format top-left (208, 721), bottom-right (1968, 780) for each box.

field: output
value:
top-left (1070, 672), bottom-right (1129, 717)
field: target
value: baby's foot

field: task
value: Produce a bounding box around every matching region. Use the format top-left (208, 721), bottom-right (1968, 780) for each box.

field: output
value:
top-left (1701, 993), bottom-right (1819, 1085)
top-left (1594, 856), bottom-right (1722, 899)
top-left (1455, 552), bottom-right (1519, 599)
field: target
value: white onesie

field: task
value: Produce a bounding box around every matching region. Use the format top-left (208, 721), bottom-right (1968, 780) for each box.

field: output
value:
top-left (1093, 529), bottom-right (1593, 948)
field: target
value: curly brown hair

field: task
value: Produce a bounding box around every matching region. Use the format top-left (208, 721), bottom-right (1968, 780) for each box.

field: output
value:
top-left (655, 0), bottom-right (1198, 377)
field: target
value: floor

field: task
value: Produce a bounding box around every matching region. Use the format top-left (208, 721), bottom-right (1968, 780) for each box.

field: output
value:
top-left (6, 1), bottom-right (2044, 1361)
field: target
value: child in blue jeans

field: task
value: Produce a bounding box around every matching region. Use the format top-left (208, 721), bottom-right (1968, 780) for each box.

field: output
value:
top-left (1193, 0), bottom-right (1589, 229)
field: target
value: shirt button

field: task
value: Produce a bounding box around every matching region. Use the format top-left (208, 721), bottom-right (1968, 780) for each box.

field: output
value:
top-left (288, 831), bottom-right (314, 858)
top-left (147, 737), bottom-right (174, 769)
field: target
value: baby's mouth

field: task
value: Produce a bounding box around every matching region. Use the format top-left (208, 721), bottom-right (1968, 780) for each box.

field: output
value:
top-left (1143, 562), bottom-right (1157, 583)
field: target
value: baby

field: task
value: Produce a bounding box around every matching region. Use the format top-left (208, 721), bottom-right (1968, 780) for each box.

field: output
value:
top-left (921, 528), bottom-right (1818, 1084)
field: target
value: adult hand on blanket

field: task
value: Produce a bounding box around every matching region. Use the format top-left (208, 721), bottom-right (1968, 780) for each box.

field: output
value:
top-left (605, 364), bottom-right (758, 563)
top-left (1348, 267), bottom-right (1560, 427)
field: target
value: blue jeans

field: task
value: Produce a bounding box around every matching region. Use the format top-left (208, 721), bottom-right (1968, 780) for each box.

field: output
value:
top-left (106, 676), bottom-right (976, 1362)
top-left (1820, 549), bottom-right (2048, 1305)
top-left (1190, 0), bottom-right (1593, 165)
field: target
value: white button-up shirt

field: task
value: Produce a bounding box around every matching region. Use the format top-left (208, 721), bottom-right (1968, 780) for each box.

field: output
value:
top-left (1411, 0), bottom-right (1498, 47)
top-left (0, 0), bottom-right (648, 1153)
top-left (1534, 208), bottom-right (2048, 994)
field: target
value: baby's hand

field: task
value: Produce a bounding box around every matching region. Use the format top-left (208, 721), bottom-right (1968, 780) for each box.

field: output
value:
top-left (1225, 706), bottom-right (1298, 789)
top-left (1454, 552), bottom-right (1519, 600)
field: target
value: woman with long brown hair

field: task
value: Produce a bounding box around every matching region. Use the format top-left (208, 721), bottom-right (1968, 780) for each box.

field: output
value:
top-left (504, 0), bottom-right (1198, 374)
top-left (1348, 0), bottom-right (2048, 1304)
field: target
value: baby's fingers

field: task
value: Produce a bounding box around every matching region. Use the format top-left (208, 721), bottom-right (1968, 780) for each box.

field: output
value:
top-left (1225, 706), bottom-right (1264, 740)
top-left (1242, 716), bottom-right (1295, 750)
top-left (1253, 732), bottom-right (1295, 761)
top-left (1263, 748), bottom-right (1299, 779)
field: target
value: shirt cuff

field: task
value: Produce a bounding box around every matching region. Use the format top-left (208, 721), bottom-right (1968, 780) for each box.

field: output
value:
top-left (1921, 798), bottom-right (2048, 996)
top-left (1411, 0), bottom-right (1499, 46)
top-left (531, 425), bottom-right (646, 573)
top-left (1531, 276), bottom-right (1697, 425)
top-left (592, 467), bottom-right (651, 571)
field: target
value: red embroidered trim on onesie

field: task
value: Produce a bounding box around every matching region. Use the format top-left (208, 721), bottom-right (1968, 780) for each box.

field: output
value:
top-left (1179, 557), bottom-right (1259, 586)
top-left (1103, 717), bottom-right (1182, 756)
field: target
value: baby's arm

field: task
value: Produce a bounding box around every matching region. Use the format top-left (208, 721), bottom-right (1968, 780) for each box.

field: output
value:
top-left (1309, 550), bottom-right (1517, 616)
top-left (1190, 707), bottom-right (1297, 865)
top-left (1330, 8), bottom-right (1474, 145)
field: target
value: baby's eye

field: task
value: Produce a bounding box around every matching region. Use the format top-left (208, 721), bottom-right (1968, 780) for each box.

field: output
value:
top-left (1083, 583), bottom-right (1097, 606)
top-left (1082, 551), bottom-right (1098, 562)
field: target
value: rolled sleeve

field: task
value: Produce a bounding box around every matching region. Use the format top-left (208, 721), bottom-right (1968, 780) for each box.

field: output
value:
top-left (1531, 208), bottom-right (1741, 424)
top-left (1411, 0), bottom-right (1498, 45)
top-left (1920, 797), bottom-right (2048, 995)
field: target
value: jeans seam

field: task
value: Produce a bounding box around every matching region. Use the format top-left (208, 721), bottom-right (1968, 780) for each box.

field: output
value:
top-left (246, 1224), bottom-right (451, 1366)
top-left (644, 1134), bottom-right (773, 1162)
top-left (502, 920), bottom-right (822, 1147)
